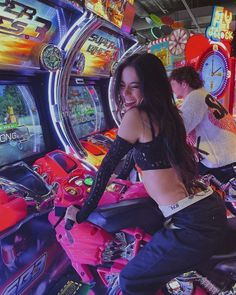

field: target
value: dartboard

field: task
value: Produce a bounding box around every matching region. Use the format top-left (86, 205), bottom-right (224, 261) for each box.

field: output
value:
top-left (168, 28), bottom-right (189, 55)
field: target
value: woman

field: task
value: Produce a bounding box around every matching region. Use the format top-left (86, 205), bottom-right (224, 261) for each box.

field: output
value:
top-left (65, 53), bottom-right (227, 295)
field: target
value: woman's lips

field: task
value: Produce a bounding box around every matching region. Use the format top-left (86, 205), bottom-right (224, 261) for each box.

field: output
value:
top-left (124, 101), bottom-right (136, 108)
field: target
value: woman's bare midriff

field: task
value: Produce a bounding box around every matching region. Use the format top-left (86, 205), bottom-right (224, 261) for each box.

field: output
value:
top-left (136, 111), bottom-right (189, 206)
top-left (141, 168), bottom-right (189, 206)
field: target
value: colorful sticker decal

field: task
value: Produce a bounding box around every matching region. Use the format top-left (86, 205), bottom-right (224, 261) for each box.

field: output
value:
top-left (121, 1), bottom-right (136, 33)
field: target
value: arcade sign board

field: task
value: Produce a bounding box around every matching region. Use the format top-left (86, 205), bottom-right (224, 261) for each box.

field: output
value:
top-left (206, 6), bottom-right (233, 42)
top-left (0, 0), bottom-right (65, 69)
top-left (84, 0), bottom-right (135, 32)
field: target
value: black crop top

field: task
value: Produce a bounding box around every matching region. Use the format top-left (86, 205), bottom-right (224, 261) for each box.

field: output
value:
top-left (122, 112), bottom-right (171, 171)
top-left (75, 112), bottom-right (171, 224)
top-left (133, 136), bottom-right (171, 170)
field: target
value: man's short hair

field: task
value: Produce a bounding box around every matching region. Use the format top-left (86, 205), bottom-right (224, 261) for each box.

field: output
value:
top-left (169, 66), bottom-right (203, 89)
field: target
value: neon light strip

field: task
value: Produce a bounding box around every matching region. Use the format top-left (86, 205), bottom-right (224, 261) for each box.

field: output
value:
top-left (48, 12), bottom-right (97, 155)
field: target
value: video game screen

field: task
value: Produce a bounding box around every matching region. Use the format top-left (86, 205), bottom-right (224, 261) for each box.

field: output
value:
top-left (0, 85), bottom-right (46, 167)
top-left (67, 85), bottom-right (107, 140)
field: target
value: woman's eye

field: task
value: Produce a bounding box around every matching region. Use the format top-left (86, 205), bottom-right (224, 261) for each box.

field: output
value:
top-left (120, 84), bottom-right (140, 91)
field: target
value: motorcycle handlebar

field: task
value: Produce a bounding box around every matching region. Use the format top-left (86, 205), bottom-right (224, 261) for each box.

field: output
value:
top-left (208, 174), bottom-right (236, 192)
top-left (209, 175), bottom-right (225, 188)
top-left (64, 205), bottom-right (81, 230)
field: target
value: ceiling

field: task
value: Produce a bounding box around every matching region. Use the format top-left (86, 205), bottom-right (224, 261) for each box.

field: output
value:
top-left (132, 0), bottom-right (236, 42)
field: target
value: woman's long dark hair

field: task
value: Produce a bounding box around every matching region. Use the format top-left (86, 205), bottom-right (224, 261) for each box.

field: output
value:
top-left (114, 53), bottom-right (197, 191)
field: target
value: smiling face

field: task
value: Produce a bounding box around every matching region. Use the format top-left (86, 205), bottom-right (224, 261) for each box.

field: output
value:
top-left (120, 66), bottom-right (143, 111)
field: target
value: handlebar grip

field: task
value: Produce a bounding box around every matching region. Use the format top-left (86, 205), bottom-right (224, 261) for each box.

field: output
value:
top-left (210, 176), bottom-right (223, 188)
top-left (65, 219), bottom-right (75, 230)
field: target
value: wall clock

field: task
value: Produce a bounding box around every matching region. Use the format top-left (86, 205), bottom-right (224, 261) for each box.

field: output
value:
top-left (198, 45), bottom-right (230, 97)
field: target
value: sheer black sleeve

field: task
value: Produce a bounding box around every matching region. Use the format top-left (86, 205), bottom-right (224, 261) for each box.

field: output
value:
top-left (117, 148), bottom-right (135, 180)
top-left (76, 135), bottom-right (134, 223)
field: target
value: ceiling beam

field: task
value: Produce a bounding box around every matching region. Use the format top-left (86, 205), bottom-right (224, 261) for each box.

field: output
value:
top-left (179, 0), bottom-right (201, 32)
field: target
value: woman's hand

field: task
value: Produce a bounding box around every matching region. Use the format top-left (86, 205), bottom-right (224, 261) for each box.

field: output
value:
top-left (65, 205), bottom-right (80, 222)
top-left (108, 173), bottom-right (117, 184)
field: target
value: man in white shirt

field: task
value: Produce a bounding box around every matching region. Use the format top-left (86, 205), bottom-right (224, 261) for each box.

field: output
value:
top-left (170, 66), bottom-right (236, 182)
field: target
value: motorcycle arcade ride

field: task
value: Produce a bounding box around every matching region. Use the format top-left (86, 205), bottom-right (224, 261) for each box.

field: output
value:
top-left (0, 0), bottom-right (93, 293)
top-left (49, 166), bottom-right (236, 295)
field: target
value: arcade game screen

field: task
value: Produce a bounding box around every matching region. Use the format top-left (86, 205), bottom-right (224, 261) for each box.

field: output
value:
top-left (0, 84), bottom-right (46, 167)
top-left (67, 85), bottom-right (107, 140)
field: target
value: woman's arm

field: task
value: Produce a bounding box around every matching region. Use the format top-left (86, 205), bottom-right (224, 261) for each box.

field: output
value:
top-left (117, 148), bottom-right (135, 180)
top-left (65, 109), bottom-right (142, 223)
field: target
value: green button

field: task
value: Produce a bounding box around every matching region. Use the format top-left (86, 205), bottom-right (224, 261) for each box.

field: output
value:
top-left (84, 176), bottom-right (93, 186)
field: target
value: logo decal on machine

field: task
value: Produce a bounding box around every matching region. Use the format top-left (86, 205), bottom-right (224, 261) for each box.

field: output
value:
top-left (3, 253), bottom-right (47, 295)
top-left (0, 0), bottom-right (52, 41)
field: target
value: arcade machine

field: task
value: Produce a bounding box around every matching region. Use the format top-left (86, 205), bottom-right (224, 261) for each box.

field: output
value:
top-left (48, 0), bottom-right (140, 169)
top-left (0, 0), bottom-right (91, 294)
top-left (186, 6), bottom-right (235, 113)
